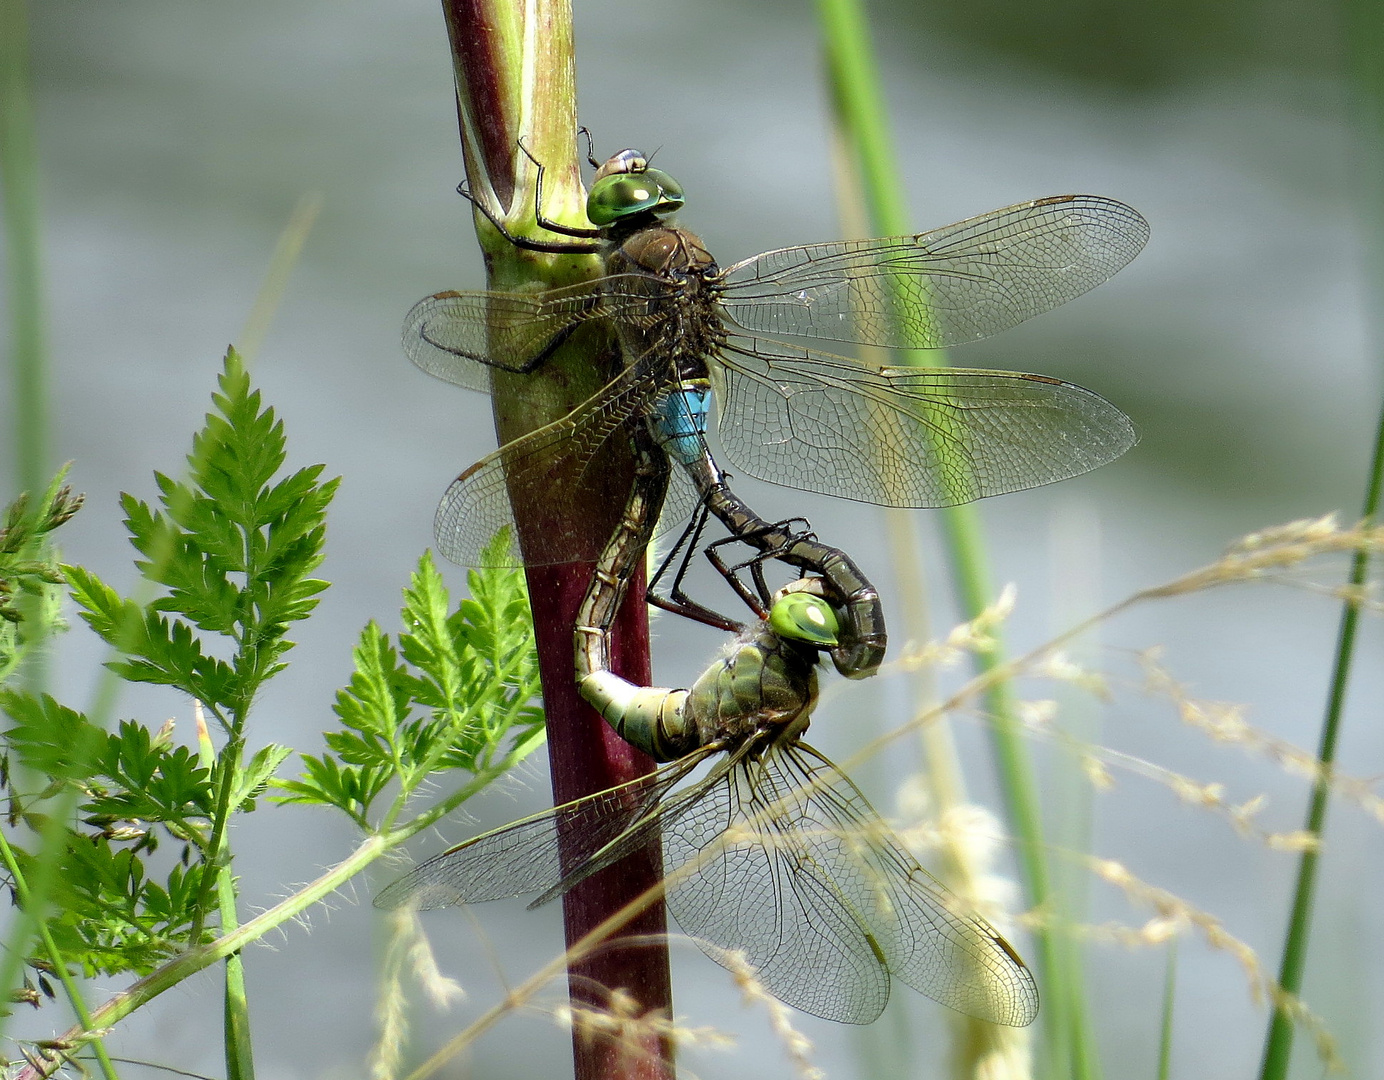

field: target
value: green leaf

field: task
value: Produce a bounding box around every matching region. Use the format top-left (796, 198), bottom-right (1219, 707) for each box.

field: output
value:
top-left (86, 719), bottom-right (215, 829)
top-left (282, 546), bottom-right (544, 824)
top-left (334, 622), bottom-right (414, 746)
top-left (0, 473), bottom-right (82, 673)
top-left (15, 837), bottom-right (206, 977)
top-left (230, 743), bottom-right (292, 813)
top-left (0, 690), bottom-right (104, 782)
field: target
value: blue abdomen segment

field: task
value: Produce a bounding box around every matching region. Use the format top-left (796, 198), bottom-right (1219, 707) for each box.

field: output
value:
top-left (651, 383), bottom-right (711, 466)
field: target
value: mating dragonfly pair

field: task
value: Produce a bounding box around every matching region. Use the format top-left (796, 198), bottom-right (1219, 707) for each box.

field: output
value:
top-left (375, 145), bottom-right (1148, 1026)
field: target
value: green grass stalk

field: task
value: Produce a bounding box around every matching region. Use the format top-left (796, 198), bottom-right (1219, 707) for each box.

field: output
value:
top-left (1, 0), bottom-right (50, 501)
top-left (1157, 940), bottom-right (1177, 1080)
top-left (0, 830), bottom-right (119, 1080)
top-left (1256, 404), bottom-right (1384, 1080)
top-left (813, 1), bottom-right (1096, 1076)
top-left (1257, 0), bottom-right (1384, 1074)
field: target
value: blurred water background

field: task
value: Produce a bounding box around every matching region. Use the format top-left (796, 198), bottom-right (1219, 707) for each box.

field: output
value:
top-left (4, 0), bottom-right (1382, 1076)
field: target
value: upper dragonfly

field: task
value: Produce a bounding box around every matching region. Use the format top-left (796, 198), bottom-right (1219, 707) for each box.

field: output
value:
top-left (405, 147), bottom-right (1147, 570)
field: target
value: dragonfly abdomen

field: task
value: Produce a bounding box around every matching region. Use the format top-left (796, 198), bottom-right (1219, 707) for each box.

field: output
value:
top-left (648, 381), bottom-right (713, 468)
top-left (576, 660), bottom-right (697, 762)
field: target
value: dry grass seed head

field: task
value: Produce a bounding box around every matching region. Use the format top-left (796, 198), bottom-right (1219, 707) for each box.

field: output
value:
top-left (719, 950), bottom-right (824, 1080)
top-left (1083, 857), bottom-right (1342, 1071)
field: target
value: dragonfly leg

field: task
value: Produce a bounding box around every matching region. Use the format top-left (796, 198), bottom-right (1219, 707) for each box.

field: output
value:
top-left (645, 503), bottom-right (746, 633)
top-left (577, 125), bottom-right (601, 169)
top-left (701, 538), bottom-right (773, 619)
top-left (702, 515), bottom-right (820, 608)
top-left (455, 165), bottom-right (600, 254)
top-left (515, 137), bottom-right (605, 239)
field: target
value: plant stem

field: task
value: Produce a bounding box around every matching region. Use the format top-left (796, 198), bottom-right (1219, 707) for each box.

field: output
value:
top-left (218, 867), bottom-right (255, 1080)
top-left (813, 1), bottom-right (1095, 1077)
top-left (1257, 403), bottom-right (1384, 1080)
top-left (0, 0), bottom-right (50, 500)
top-left (432, 4), bottom-right (674, 1076)
top-left (0, 831), bottom-right (121, 1080)
top-left (1258, 0), bottom-right (1384, 1074)
top-left (1157, 939), bottom-right (1177, 1080)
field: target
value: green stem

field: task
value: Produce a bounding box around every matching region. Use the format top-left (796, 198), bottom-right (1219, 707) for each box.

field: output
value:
top-left (1, 0), bottom-right (50, 500)
top-left (1256, 397), bottom-right (1384, 1079)
top-left (814, 1), bottom-right (1094, 1076)
top-left (189, 731), bottom-right (245, 943)
top-left (1157, 939), bottom-right (1177, 1080)
top-left (191, 701), bottom-right (251, 1072)
top-left (1258, 0), bottom-right (1384, 1074)
top-left (0, 831), bottom-right (121, 1080)
top-left (218, 868), bottom-right (255, 1080)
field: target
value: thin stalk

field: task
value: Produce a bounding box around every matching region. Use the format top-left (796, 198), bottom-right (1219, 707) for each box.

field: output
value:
top-left (218, 868), bottom-right (255, 1080)
top-left (1257, 403), bottom-right (1384, 1080)
top-left (0, 831), bottom-right (120, 1080)
top-left (1257, 0), bottom-right (1384, 1074)
top-left (814, 0), bottom-right (1094, 1076)
top-left (1, 0), bottom-right (50, 500)
top-left (1157, 940), bottom-right (1177, 1080)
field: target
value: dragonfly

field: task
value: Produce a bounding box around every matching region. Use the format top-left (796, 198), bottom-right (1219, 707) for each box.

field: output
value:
top-left (376, 432), bottom-right (1040, 1027)
top-left (405, 147), bottom-right (1146, 666)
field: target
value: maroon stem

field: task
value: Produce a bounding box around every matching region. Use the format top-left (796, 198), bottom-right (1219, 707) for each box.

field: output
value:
top-left (434, 2), bottom-right (676, 1074)
top-left (526, 563), bottom-right (674, 1080)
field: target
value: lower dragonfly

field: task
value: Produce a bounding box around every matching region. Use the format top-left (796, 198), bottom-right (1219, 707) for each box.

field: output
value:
top-left (375, 436), bottom-right (1040, 1027)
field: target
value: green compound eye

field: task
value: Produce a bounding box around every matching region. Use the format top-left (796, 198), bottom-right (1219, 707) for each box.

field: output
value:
top-left (640, 168), bottom-right (683, 203)
top-left (768, 592), bottom-right (840, 647)
top-left (586, 169), bottom-right (686, 226)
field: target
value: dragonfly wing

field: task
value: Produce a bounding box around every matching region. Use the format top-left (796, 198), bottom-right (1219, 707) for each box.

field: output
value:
top-left (713, 338), bottom-right (1136, 508)
top-left (530, 747), bottom-right (727, 907)
top-left (718, 195), bottom-right (1148, 349)
top-left (660, 743), bottom-right (893, 1025)
top-left (404, 276), bottom-right (672, 392)
top-left (432, 365), bottom-right (663, 566)
top-left (780, 744), bottom-right (1040, 1026)
top-left (374, 757), bottom-right (697, 911)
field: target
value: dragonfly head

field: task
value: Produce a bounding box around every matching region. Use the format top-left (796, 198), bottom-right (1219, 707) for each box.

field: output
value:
top-left (773, 577), bottom-right (882, 679)
top-left (767, 587), bottom-right (841, 649)
top-left (587, 148), bottom-right (685, 227)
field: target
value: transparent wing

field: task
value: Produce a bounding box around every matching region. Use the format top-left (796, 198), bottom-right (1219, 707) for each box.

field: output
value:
top-left (373, 755), bottom-right (704, 911)
top-left (432, 435), bottom-right (702, 569)
top-left (712, 338), bottom-right (1136, 508)
top-left (403, 275), bottom-right (670, 392)
top-left (718, 195), bottom-right (1148, 350)
top-left (775, 744), bottom-right (1039, 1026)
top-left (431, 364), bottom-right (660, 567)
top-left (661, 743), bottom-right (892, 1024)
top-left (530, 749), bottom-right (740, 906)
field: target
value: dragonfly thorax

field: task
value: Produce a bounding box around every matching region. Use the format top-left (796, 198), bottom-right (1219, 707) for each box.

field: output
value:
top-left (606, 222), bottom-right (717, 280)
top-left (604, 223), bottom-right (727, 383)
top-left (684, 621), bottom-right (821, 750)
